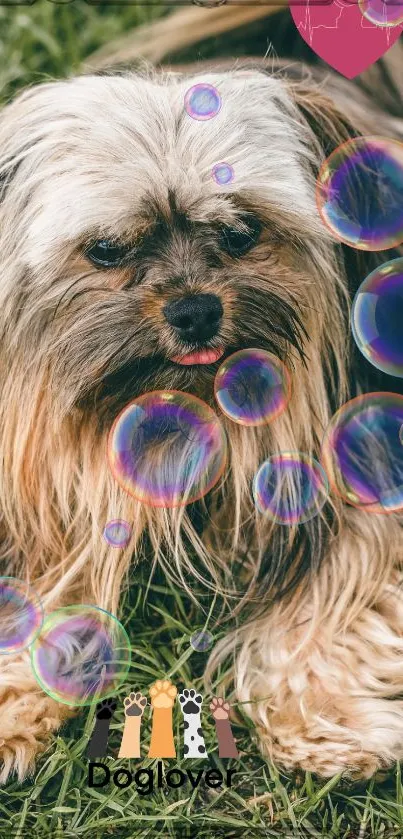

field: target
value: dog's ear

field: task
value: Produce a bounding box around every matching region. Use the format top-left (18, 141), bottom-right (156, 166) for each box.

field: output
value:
top-left (289, 82), bottom-right (364, 161)
top-left (287, 63), bottom-right (403, 159)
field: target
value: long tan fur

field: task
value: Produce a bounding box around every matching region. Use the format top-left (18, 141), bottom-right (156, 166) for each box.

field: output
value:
top-left (1, 8), bottom-right (403, 782)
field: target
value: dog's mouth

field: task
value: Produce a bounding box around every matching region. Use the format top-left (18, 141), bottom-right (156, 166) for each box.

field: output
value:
top-left (169, 347), bottom-right (225, 366)
top-left (85, 341), bottom-right (276, 421)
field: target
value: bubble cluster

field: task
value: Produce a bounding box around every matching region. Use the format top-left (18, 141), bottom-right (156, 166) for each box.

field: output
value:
top-left (190, 630), bottom-right (214, 652)
top-left (214, 349), bottom-right (291, 427)
top-left (108, 391), bottom-right (227, 508)
top-left (30, 605), bottom-right (131, 706)
top-left (321, 393), bottom-right (403, 513)
top-left (359, 0), bottom-right (403, 27)
top-left (184, 83), bottom-right (221, 121)
top-left (352, 258), bottom-right (403, 378)
top-left (212, 162), bottom-right (234, 185)
top-left (103, 519), bottom-right (132, 548)
top-left (0, 577), bottom-right (44, 655)
top-left (316, 137), bottom-right (403, 251)
top-left (253, 453), bottom-right (329, 525)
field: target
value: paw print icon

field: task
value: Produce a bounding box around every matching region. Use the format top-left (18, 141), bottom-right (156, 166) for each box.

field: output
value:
top-left (87, 697), bottom-right (117, 759)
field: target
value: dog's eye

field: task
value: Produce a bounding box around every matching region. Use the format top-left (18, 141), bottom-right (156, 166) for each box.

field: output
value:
top-left (85, 239), bottom-right (131, 268)
top-left (220, 217), bottom-right (262, 257)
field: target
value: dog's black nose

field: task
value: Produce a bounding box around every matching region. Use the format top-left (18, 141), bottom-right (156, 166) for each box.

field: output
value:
top-left (163, 294), bottom-right (223, 342)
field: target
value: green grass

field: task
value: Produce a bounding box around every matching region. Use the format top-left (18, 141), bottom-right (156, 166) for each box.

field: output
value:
top-left (0, 1), bottom-right (164, 105)
top-left (1, 4), bottom-right (403, 836)
top-left (2, 566), bottom-right (403, 838)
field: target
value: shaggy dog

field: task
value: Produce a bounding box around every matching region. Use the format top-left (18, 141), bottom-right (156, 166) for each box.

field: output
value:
top-left (1, 44), bottom-right (403, 782)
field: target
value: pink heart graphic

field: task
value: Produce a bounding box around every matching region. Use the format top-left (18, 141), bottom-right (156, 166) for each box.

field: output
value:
top-left (290, 0), bottom-right (402, 78)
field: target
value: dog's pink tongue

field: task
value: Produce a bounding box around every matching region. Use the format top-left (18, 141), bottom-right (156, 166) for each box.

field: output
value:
top-left (171, 348), bottom-right (224, 365)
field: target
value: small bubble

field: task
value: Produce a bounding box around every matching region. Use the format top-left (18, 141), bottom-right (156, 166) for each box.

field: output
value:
top-left (359, 0), bottom-right (403, 27)
top-left (103, 519), bottom-right (132, 548)
top-left (184, 83), bottom-right (221, 121)
top-left (253, 453), bottom-right (329, 525)
top-left (214, 348), bottom-right (291, 427)
top-left (0, 577), bottom-right (43, 655)
top-left (190, 630), bottom-right (214, 652)
top-left (212, 162), bottom-right (234, 185)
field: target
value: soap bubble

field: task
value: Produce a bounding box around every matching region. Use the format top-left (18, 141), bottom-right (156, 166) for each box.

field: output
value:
top-left (316, 137), bottom-right (403, 250)
top-left (352, 258), bottom-right (403, 377)
top-left (321, 393), bottom-right (403, 513)
top-left (108, 390), bottom-right (227, 508)
top-left (184, 83), bottom-right (221, 121)
top-left (190, 630), bottom-right (214, 652)
top-left (359, 0), bottom-right (403, 27)
top-left (30, 605), bottom-right (131, 706)
top-left (253, 452), bottom-right (329, 525)
top-left (103, 519), bottom-right (132, 548)
top-left (214, 349), bottom-right (291, 426)
top-left (212, 162), bottom-right (234, 185)
top-left (0, 577), bottom-right (43, 655)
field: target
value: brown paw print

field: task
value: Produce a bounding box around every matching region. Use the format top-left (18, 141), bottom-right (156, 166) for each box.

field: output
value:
top-left (210, 696), bottom-right (231, 720)
top-left (123, 691), bottom-right (147, 716)
top-left (210, 696), bottom-right (239, 758)
top-left (149, 679), bottom-right (177, 709)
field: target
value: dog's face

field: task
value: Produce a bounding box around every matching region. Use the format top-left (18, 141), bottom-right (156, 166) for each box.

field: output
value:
top-left (0, 71), bottom-right (342, 426)
top-left (4, 66), bottom-right (392, 607)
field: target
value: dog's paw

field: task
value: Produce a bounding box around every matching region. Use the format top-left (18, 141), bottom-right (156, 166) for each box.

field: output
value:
top-left (95, 697), bottom-right (117, 720)
top-left (178, 688), bottom-right (203, 715)
top-left (0, 688), bottom-right (72, 783)
top-left (210, 696), bottom-right (230, 720)
top-left (251, 690), bottom-right (403, 779)
top-left (149, 679), bottom-right (177, 709)
top-left (123, 692), bottom-right (147, 717)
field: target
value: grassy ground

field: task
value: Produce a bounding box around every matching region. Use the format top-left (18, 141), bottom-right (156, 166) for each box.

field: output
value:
top-left (2, 564), bottom-right (403, 838)
top-left (0, 568), bottom-right (403, 839)
top-left (1, 4), bottom-right (403, 837)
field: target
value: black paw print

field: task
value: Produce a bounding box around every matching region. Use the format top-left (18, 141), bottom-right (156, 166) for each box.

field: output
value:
top-left (87, 696), bottom-right (117, 759)
top-left (179, 688), bottom-right (203, 715)
top-left (95, 697), bottom-right (117, 720)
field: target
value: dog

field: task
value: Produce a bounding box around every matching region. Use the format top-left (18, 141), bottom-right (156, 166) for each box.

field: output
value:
top-left (1, 34), bottom-right (403, 783)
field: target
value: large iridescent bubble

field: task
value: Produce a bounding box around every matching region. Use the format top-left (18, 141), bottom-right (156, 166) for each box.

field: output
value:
top-left (359, 0), bottom-right (403, 27)
top-left (316, 137), bottom-right (403, 251)
top-left (253, 453), bottom-right (329, 525)
top-left (108, 391), bottom-right (227, 508)
top-left (30, 605), bottom-right (131, 706)
top-left (0, 577), bottom-right (43, 655)
top-left (214, 349), bottom-right (291, 427)
top-left (352, 258), bottom-right (403, 378)
top-left (321, 393), bottom-right (403, 513)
